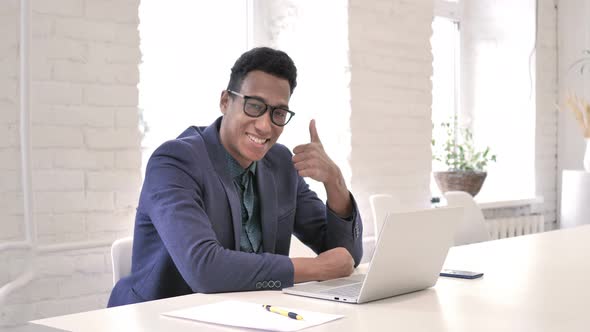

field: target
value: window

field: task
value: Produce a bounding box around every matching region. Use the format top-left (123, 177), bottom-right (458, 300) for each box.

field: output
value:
top-left (431, 17), bottom-right (460, 126)
top-left (256, 1), bottom-right (351, 201)
top-left (431, 0), bottom-right (537, 201)
top-left (431, 2), bottom-right (462, 197)
top-left (138, 1), bottom-right (250, 173)
top-left (138, 3), bottom-right (350, 203)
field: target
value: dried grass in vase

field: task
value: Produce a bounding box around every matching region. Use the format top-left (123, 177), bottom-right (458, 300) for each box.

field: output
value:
top-left (565, 92), bottom-right (590, 138)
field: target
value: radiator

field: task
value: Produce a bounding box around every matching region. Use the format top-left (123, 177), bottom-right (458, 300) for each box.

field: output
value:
top-left (485, 214), bottom-right (545, 240)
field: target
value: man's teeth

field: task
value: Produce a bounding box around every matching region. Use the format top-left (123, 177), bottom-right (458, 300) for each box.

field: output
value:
top-left (247, 134), bottom-right (267, 144)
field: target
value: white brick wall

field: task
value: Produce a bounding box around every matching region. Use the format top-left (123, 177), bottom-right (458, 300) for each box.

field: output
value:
top-left (0, 0), bottom-right (23, 246)
top-left (32, 0), bottom-right (83, 17)
top-left (85, 85), bottom-right (139, 106)
top-left (1, 0), bottom-right (141, 329)
top-left (31, 125), bottom-right (84, 147)
top-left (348, 0), bottom-right (435, 256)
top-left (536, 0), bottom-right (558, 227)
top-left (32, 82), bottom-right (84, 105)
top-left (84, 128), bottom-right (141, 149)
top-left (0, 216), bottom-right (24, 242)
top-left (0, 0), bottom-right (564, 329)
top-left (1, 247), bottom-right (114, 327)
top-left (33, 105), bottom-right (115, 127)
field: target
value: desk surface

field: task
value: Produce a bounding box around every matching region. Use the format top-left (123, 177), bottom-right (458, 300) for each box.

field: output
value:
top-left (32, 225), bottom-right (590, 332)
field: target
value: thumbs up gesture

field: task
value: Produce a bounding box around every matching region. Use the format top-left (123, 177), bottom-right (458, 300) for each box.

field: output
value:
top-left (292, 119), bottom-right (339, 185)
top-left (293, 119), bottom-right (353, 217)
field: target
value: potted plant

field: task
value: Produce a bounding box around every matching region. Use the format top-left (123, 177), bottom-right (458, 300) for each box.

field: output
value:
top-left (431, 117), bottom-right (496, 197)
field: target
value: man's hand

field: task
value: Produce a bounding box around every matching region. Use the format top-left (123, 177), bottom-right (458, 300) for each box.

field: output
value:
top-left (292, 119), bottom-right (339, 184)
top-left (292, 120), bottom-right (352, 217)
top-left (292, 247), bottom-right (355, 283)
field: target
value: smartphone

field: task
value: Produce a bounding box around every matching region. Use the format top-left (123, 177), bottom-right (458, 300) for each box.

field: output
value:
top-left (440, 269), bottom-right (484, 279)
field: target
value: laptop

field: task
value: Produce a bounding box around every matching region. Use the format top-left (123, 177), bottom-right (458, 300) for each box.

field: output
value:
top-left (283, 207), bottom-right (462, 304)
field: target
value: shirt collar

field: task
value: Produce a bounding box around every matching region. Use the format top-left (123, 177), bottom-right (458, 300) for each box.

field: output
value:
top-left (224, 149), bottom-right (256, 180)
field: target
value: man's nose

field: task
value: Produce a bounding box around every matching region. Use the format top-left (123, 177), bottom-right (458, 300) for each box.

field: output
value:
top-left (254, 110), bottom-right (273, 133)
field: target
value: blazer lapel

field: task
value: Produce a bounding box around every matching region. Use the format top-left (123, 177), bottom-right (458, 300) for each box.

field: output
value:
top-left (219, 173), bottom-right (242, 251)
top-left (201, 117), bottom-right (242, 250)
top-left (257, 159), bottom-right (278, 253)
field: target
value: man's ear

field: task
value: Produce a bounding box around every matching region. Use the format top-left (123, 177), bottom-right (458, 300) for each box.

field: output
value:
top-left (220, 90), bottom-right (230, 114)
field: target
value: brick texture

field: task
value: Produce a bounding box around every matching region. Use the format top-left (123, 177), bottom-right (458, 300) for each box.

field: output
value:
top-left (349, 0), bottom-right (435, 246)
top-left (536, 0), bottom-right (558, 226)
top-left (0, 0), bottom-right (141, 328)
top-left (0, 0), bottom-right (563, 329)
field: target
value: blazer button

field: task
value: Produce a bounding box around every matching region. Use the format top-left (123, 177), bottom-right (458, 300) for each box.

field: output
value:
top-left (268, 280), bottom-right (275, 288)
top-left (262, 281), bottom-right (268, 288)
top-left (275, 280), bottom-right (281, 288)
top-left (256, 282), bottom-right (262, 289)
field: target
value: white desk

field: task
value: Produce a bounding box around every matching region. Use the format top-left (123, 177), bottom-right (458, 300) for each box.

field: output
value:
top-left (32, 226), bottom-right (590, 332)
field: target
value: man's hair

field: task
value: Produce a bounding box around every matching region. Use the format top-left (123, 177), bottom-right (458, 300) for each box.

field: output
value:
top-left (226, 47), bottom-right (297, 95)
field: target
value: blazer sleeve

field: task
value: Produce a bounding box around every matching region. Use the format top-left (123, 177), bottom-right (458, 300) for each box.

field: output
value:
top-left (143, 140), bottom-right (295, 293)
top-left (291, 176), bottom-right (364, 267)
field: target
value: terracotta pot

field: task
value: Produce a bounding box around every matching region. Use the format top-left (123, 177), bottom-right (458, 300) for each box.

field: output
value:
top-left (433, 171), bottom-right (487, 197)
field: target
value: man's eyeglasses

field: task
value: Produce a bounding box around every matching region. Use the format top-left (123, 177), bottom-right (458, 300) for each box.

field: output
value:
top-left (227, 90), bottom-right (295, 127)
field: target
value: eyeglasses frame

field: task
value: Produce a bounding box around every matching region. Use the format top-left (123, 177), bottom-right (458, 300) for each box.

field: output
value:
top-left (227, 90), bottom-right (295, 127)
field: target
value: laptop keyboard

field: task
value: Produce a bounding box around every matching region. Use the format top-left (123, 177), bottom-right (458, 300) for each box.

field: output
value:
top-left (319, 282), bottom-right (362, 297)
top-left (316, 275), bottom-right (365, 287)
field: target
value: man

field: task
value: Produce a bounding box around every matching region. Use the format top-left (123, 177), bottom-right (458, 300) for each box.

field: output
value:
top-left (107, 47), bottom-right (363, 307)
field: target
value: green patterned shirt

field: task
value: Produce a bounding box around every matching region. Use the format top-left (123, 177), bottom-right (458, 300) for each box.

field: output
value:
top-left (225, 153), bottom-right (262, 253)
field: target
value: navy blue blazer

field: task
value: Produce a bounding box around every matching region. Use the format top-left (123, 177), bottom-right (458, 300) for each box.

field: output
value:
top-left (107, 117), bottom-right (363, 307)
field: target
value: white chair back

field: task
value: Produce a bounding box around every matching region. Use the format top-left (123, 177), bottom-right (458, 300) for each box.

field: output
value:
top-left (369, 194), bottom-right (401, 240)
top-left (444, 191), bottom-right (490, 245)
top-left (111, 236), bottom-right (133, 285)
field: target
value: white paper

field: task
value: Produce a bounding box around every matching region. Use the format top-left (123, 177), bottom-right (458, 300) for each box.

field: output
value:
top-left (161, 300), bottom-right (343, 332)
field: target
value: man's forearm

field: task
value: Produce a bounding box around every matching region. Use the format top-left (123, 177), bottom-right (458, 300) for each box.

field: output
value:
top-left (291, 257), bottom-right (319, 283)
top-left (324, 167), bottom-right (352, 218)
top-left (291, 247), bottom-right (355, 284)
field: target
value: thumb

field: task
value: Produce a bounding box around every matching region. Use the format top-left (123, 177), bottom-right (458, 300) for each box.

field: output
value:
top-left (309, 119), bottom-right (321, 143)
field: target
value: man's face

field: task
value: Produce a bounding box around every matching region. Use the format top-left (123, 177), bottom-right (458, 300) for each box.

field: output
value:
top-left (219, 70), bottom-right (291, 168)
